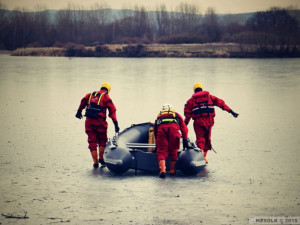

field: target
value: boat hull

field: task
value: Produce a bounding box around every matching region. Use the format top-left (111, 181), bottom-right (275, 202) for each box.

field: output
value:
top-left (104, 122), bottom-right (206, 175)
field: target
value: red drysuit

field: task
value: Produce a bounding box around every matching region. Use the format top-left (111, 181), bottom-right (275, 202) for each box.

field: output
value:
top-left (77, 90), bottom-right (117, 151)
top-left (184, 91), bottom-right (231, 151)
top-left (155, 111), bottom-right (188, 161)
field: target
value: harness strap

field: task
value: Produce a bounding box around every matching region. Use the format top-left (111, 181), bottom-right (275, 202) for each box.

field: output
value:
top-left (85, 92), bottom-right (106, 119)
top-left (97, 93), bottom-right (104, 105)
top-left (192, 105), bottom-right (214, 113)
top-left (156, 117), bottom-right (178, 126)
top-left (88, 92), bottom-right (104, 105)
top-left (88, 92), bottom-right (95, 104)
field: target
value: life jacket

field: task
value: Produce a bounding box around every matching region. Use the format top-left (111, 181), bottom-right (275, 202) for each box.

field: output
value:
top-left (156, 109), bottom-right (179, 126)
top-left (191, 91), bottom-right (215, 118)
top-left (85, 91), bottom-right (106, 119)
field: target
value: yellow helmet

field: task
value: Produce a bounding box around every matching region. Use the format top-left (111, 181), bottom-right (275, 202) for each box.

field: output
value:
top-left (193, 82), bottom-right (204, 92)
top-left (101, 82), bottom-right (111, 93)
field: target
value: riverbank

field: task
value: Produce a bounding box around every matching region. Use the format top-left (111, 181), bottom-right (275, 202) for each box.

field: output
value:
top-left (10, 43), bottom-right (300, 58)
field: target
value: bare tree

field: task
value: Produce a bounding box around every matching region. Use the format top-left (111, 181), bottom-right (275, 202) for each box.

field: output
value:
top-left (155, 4), bottom-right (171, 38)
top-left (90, 2), bottom-right (111, 25)
top-left (0, 1), bottom-right (8, 49)
top-left (133, 5), bottom-right (150, 38)
top-left (246, 7), bottom-right (299, 49)
top-left (86, 2), bottom-right (112, 44)
top-left (55, 9), bottom-right (73, 43)
top-left (10, 8), bottom-right (35, 48)
top-left (202, 7), bottom-right (222, 42)
top-left (0, 0), bottom-right (7, 24)
top-left (174, 3), bottom-right (201, 34)
top-left (33, 4), bottom-right (50, 46)
top-left (123, 6), bottom-right (134, 34)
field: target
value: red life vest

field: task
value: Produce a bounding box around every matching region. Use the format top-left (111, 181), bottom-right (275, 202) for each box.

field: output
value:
top-left (191, 91), bottom-right (215, 118)
top-left (85, 91), bottom-right (106, 119)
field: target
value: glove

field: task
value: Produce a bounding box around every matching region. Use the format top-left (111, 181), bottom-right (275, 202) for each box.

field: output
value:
top-left (230, 110), bottom-right (239, 118)
top-left (75, 110), bottom-right (83, 119)
top-left (187, 141), bottom-right (196, 149)
top-left (183, 139), bottom-right (189, 149)
top-left (113, 121), bottom-right (120, 133)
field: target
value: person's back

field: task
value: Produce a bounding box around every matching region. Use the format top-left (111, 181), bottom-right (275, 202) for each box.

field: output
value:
top-left (185, 90), bottom-right (216, 126)
top-left (154, 103), bottom-right (189, 178)
top-left (184, 82), bottom-right (238, 163)
top-left (75, 82), bottom-right (120, 168)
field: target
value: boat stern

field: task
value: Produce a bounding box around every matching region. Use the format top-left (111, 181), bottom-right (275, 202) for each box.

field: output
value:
top-left (177, 148), bottom-right (206, 175)
top-left (104, 141), bottom-right (133, 174)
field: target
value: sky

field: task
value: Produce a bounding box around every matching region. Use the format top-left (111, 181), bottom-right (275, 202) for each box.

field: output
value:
top-left (1, 0), bottom-right (300, 14)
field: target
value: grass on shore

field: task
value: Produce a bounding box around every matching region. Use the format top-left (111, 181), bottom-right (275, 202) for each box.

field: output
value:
top-left (9, 43), bottom-right (297, 58)
top-left (11, 47), bottom-right (65, 56)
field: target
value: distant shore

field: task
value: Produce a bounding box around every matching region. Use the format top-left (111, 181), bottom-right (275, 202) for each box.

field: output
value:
top-left (9, 43), bottom-right (300, 58)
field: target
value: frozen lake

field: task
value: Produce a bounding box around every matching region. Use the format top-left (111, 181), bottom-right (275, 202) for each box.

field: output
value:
top-left (0, 55), bottom-right (299, 224)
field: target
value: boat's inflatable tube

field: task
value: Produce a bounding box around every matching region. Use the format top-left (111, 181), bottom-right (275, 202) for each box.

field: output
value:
top-left (104, 122), bottom-right (206, 175)
top-left (104, 146), bottom-right (132, 174)
top-left (177, 148), bottom-right (205, 175)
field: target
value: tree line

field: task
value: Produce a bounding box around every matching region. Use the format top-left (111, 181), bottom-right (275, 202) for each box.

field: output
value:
top-left (0, 1), bottom-right (299, 54)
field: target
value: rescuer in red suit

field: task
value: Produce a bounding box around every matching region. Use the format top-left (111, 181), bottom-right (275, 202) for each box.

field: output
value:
top-left (184, 82), bottom-right (238, 164)
top-left (154, 104), bottom-right (189, 178)
top-left (75, 82), bottom-right (120, 168)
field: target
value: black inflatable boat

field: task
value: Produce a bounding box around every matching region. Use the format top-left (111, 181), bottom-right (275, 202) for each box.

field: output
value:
top-left (104, 122), bottom-right (206, 175)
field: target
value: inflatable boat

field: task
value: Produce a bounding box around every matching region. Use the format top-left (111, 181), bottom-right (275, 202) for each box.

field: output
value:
top-left (104, 122), bottom-right (206, 175)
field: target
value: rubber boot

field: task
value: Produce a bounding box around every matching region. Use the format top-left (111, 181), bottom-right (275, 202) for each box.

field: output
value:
top-left (90, 150), bottom-right (99, 168)
top-left (158, 160), bottom-right (166, 178)
top-left (98, 146), bottom-right (106, 166)
top-left (170, 160), bottom-right (176, 175)
top-left (203, 151), bottom-right (208, 164)
top-left (200, 150), bottom-right (208, 164)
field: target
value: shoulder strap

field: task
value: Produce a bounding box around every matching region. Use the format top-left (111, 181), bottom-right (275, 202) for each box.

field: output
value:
top-left (97, 93), bottom-right (104, 105)
top-left (88, 91), bottom-right (105, 105)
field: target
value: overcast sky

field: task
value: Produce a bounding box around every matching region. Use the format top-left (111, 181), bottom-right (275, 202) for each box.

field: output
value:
top-left (2, 0), bottom-right (300, 13)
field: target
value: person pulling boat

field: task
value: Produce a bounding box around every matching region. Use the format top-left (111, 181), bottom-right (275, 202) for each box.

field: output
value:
top-left (154, 103), bottom-right (189, 178)
top-left (75, 82), bottom-right (120, 168)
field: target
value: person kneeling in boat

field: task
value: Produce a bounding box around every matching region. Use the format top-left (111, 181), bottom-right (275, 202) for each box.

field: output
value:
top-left (184, 82), bottom-right (239, 164)
top-left (154, 104), bottom-right (189, 178)
top-left (75, 82), bottom-right (120, 168)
